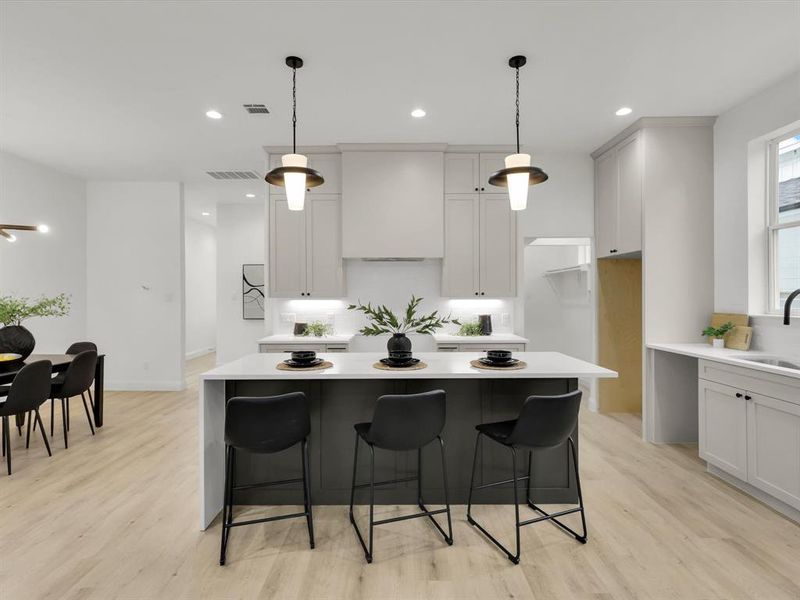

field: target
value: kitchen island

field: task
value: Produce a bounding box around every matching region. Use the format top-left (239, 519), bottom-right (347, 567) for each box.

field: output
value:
top-left (199, 352), bottom-right (617, 529)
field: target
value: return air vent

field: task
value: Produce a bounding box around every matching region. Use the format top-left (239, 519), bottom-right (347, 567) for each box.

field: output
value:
top-left (205, 171), bottom-right (261, 180)
top-left (243, 104), bottom-right (270, 114)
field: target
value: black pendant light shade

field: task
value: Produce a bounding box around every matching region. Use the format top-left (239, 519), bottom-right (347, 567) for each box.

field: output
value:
top-left (264, 56), bottom-right (324, 198)
top-left (488, 55), bottom-right (548, 208)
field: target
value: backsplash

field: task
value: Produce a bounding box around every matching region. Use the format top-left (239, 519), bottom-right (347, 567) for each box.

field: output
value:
top-left (270, 259), bottom-right (516, 350)
top-left (749, 315), bottom-right (800, 357)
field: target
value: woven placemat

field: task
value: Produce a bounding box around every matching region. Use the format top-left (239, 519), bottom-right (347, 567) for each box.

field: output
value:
top-left (276, 360), bottom-right (334, 372)
top-left (373, 361), bottom-right (428, 371)
top-left (469, 359), bottom-right (527, 371)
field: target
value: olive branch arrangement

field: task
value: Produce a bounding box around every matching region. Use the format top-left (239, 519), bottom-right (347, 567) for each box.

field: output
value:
top-left (347, 295), bottom-right (460, 335)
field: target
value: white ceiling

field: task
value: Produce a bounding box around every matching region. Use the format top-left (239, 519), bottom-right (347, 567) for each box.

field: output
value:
top-left (1, 1), bottom-right (798, 183)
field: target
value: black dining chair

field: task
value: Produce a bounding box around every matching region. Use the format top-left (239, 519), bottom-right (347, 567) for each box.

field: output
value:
top-left (50, 350), bottom-right (98, 448)
top-left (47, 342), bottom-right (98, 434)
top-left (0, 360), bottom-right (53, 475)
top-left (466, 390), bottom-right (586, 564)
top-left (220, 392), bottom-right (314, 566)
top-left (349, 389), bottom-right (453, 564)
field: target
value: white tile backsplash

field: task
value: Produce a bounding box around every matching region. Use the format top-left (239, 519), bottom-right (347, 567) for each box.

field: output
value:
top-left (749, 314), bottom-right (800, 357)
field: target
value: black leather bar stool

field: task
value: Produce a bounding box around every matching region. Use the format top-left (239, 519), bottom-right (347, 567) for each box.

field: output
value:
top-left (50, 350), bottom-right (97, 448)
top-left (349, 389), bottom-right (453, 564)
top-left (467, 390), bottom-right (586, 564)
top-left (219, 392), bottom-right (314, 566)
top-left (0, 360), bottom-right (53, 475)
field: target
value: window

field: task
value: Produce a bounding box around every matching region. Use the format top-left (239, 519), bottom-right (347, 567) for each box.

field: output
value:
top-left (768, 129), bottom-right (800, 312)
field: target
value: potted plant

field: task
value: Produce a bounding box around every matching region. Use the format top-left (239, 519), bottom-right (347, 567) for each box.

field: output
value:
top-left (302, 321), bottom-right (333, 337)
top-left (348, 295), bottom-right (460, 353)
top-left (702, 321), bottom-right (734, 349)
top-left (0, 294), bottom-right (71, 359)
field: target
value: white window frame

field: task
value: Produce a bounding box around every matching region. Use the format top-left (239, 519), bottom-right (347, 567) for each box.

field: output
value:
top-left (767, 127), bottom-right (800, 314)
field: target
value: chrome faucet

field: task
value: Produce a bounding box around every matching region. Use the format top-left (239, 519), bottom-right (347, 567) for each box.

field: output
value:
top-left (785, 289), bottom-right (800, 325)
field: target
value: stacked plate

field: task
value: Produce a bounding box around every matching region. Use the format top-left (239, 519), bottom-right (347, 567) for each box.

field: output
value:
top-left (282, 350), bottom-right (324, 368)
top-left (380, 350), bottom-right (420, 368)
top-left (477, 349), bottom-right (521, 368)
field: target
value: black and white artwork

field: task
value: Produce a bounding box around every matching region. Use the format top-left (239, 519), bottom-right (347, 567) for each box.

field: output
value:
top-left (242, 264), bottom-right (265, 320)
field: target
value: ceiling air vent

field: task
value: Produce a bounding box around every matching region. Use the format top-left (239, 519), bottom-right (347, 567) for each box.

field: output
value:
top-left (243, 104), bottom-right (270, 114)
top-left (205, 171), bottom-right (261, 180)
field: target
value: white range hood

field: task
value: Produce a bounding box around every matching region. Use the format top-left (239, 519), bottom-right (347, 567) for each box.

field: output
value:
top-left (340, 144), bottom-right (445, 259)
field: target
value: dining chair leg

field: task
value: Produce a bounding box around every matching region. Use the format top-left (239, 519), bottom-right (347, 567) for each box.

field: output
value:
top-left (61, 398), bottom-right (69, 449)
top-left (35, 410), bottom-right (52, 457)
top-left (25, 411), bottom-right (32, 449)
top-left (50, 398), bottom-right (55, 437)
top-left (1, 416), bottom-right (4, 457)
top-left (16, 413), bottom-right (23, 437)
top-left (81, 393), bottom-right (95, 435)
top-left (3, 416), bottom-right (11, 475)
top-left (66, 397), bottom-right (70, 431)
top-left (87, 388), bottom-right (95, 411)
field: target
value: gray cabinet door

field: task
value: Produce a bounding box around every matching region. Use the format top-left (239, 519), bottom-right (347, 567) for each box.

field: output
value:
top-left (445, 153), bottom-right (480, 193)
top-left (306, 195), bottom-right (345, 297)
top-left (269, 195), bottom-right (306, 297)
top-left (616, 134), bottom-right (642, 255)
top-left (595, 149), bottom-right (618, 258)
top-left (478, 153), bottom-right (507, 193)
top-left (698, 379), bottom-right (748, 481)
top-left (442, 194), bottom-right (480, 297)
top-left (479, 195), bottom-right (516, 297)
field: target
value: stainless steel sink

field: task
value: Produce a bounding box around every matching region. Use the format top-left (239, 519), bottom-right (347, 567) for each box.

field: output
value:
top-left (740, 357), bottom-right (800, 370)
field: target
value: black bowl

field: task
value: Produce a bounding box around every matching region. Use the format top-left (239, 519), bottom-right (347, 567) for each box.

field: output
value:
top-left (486, 350), bottom-right (512, 363)
top-left (389, 350), bottom-right (412, 361)
top-left (291, 350), bottom-right (317, 363)
top-left (0, 353), bottom-right (23, 372)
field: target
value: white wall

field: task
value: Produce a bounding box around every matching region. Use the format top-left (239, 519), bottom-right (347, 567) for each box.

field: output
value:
top-left (0, 151), bottom-right (87, 352)
top-left (86, 182), bottom-right (185, 390)
top-left (714, 70), bottom-right (800, 313)
top-left (185, 218), bottom-right (216, 359)
top-left (216, 203), bottom-right (266, 364)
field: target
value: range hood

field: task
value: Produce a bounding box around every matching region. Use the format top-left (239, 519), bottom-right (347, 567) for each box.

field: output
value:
top-left (340, 145), bottom-right (445, 259)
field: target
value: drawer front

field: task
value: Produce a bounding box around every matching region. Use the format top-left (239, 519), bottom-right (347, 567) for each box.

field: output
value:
top-left (459, 343), bottom-right (525, 352)
top-left (699, 359), bottom-right (800, 406)
top-left (259, 344), bottom-right (328, 353)
top-left (324, 345), bottom-right (349, 352)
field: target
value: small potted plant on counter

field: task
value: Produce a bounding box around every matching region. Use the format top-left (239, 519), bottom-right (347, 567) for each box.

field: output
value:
top-left (0, 293), bottom-right (71, 359)
top-left (302, 321), bottom-right (333, 337)
top-left (348, 295), bottom-right (460, 354)
top-left (702, 321), bottom-right (734, 348)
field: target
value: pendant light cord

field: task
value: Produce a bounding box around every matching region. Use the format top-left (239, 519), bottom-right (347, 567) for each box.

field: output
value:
top-left (515, 66), bottom-right (520, 154)
top-left (292, 66), bottom-right (297, 154)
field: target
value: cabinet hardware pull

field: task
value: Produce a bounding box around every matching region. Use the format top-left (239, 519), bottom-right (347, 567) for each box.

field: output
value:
top-left (474, 187), bottom-right (479, 191)
top-left (745, 395), bottom-right (752, 401)
top-left (481, 292), bottom-right (485, 295)
top-left (735, 393), bottom-right (743, 398)
top-left (475, 292), bottom-right (479, 296)
top-left (480, 187), bottom-right (485, 191)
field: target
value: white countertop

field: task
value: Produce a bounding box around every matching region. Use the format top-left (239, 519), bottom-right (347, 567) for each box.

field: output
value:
top-left (647, 342), bottom-right (800, 380)
top-left (258, 334), bottom-right (355, 344)
top-left (431, 333), bottom-right (529, 344)
top-left (202, 351), bottom-right (617, 381)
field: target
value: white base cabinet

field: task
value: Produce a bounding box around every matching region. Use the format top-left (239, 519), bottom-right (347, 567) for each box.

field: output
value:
top-left (698, 359), bottom-right (800, 513)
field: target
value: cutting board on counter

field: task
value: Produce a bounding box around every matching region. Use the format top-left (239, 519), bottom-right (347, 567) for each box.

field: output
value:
top-left (707, 312), bottom-right (752, 350)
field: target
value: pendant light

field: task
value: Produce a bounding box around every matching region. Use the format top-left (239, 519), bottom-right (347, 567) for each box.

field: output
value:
top-left (264, 56), bottom-right (323, 211)
top-left (488, 55), bottom-right (548, 210)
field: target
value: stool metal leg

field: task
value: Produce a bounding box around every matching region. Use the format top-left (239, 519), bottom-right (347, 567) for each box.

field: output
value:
top-left (300, 438), bottom-right (315, 549)
top-left (219, 445), bottom-right (234, 565)
top-left (416, 438), bottom-right (453, 545)
top-left (349, 431), bottom-right (373, 563)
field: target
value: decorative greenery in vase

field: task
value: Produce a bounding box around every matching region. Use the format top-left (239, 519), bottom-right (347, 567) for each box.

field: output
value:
top-left (303, 321), bottom-right (333, 337)
top-left (0, 293), bottom-right (71, 326)
top-left (347, 295), bottom-right (460, 335)
top-left (701, 321), bottom-right (734, 340)
top-left (457, 320), bottom-right (484, 337)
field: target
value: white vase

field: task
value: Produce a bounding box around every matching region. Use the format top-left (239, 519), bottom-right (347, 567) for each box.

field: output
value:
top-left (712, 338), bottom-right (725, 349)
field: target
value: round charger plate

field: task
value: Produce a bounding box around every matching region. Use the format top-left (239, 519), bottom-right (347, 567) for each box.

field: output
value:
top-left (470, 359), bottom-right (527, 371)
top-left (373, 361), bottom-right (428, 371)
top-left (276, 360), bottom-right (333, 372)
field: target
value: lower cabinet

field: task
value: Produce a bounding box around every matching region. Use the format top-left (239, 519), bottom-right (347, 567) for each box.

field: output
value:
top-left (698, 360), bottom-right (800, 511)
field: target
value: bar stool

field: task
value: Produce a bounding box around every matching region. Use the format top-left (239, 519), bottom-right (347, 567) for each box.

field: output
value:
top-left (219, 392), bottom-right (314, 566)
top-left (466, 390), bottom-right (586, 564)
top-left (349, 389), bottom-right (453, 564)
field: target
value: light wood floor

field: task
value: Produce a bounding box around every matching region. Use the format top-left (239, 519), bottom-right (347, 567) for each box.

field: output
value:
top-left (1, 354), bottom-right (799, 600)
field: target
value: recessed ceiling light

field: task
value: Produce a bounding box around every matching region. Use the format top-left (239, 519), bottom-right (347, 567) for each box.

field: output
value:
top-left (615, 107), bottom-right (633, 116)
top-left (201, 211), bottom-right (211, 216)
top-left (245, 193), bottom-right (256, 198)
top-left (205, 109), bottom-right (223, 119)
top-left (411, 108), bottom-right (426, 118)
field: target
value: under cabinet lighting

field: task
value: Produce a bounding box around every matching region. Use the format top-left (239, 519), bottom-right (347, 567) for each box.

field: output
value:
top-left (411, 108), bottom-right (426, 118)
top-left (448, 298), bottom-right (504, 310)
top-left (286, 299), bottom-right (345, 311)
top-left (615, 107), bottom-right (633, 116)
top-left (205, 109), bottom-right (223, 119)
top-left (245, 193), bottom-right (256, 198)
top-left (201, 211), bottom-right (211, 216)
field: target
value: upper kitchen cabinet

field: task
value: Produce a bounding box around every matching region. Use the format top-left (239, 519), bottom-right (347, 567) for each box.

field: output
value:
top-left (269, 194), bottom-right (345, 298)
top-left (444, 153), bottom-right (507, 194)
top-left (442, 193), bottom-right (516, 297)
top-left (341, 147), bottom-right (444, 258)
top-left (267, 152), bottom-right (342, 194)
top-left (594, 133), bottom-right (642, 258)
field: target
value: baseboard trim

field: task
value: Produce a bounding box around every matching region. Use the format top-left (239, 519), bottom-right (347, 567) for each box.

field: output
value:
top-left (186, 348), bottom-right (215, 360)
top-left (105, 381), bottom-right (186, 392)
top-left (707, 464), bottom-right (800, 523)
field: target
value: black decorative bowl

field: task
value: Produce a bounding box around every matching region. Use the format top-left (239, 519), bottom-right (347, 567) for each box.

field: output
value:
top-left (0, 353), bottom-right (24, 372)
top-left (486, 350), bottom-right (512, 363)
top-left (291, 350), bottom-right (317, 363)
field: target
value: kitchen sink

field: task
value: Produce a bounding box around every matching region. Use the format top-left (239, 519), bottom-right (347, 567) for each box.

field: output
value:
top-left (740, 357), bottom-right (800, 370)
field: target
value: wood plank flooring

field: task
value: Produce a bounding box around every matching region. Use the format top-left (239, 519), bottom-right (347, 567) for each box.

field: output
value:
top-left (1, 354), bottom-right (799, 600)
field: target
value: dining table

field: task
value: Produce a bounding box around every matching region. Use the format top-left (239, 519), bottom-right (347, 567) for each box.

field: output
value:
top-left (0, 353), bottom-right (106, 428)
